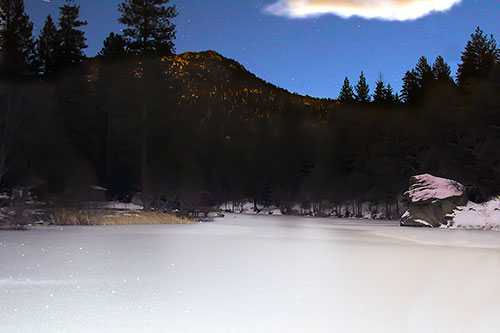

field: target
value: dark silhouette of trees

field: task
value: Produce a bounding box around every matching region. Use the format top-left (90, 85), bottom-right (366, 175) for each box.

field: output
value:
top-left (36, 15), bottom-right (59, 76)
top-left (338, 77), bottom-right (355, 102)
top-left (373, 77), bottom-right (386, 104)
top-left (373, 76), bottom-right (396, 105)
top-left (98, 33), bottom-right (128, 59)
top-left (57, 0), bottom-right (88, 70)
top-left (385, 84), bottom-right (396, 103)
top-left (3, 11), bottom-right (500, 220)
top-left (0, 0), bottom-right (35, 78)
top-left (432, 56), bottom-right (453, 83)
top-left (0, 0), bottom-right (36, 188)
top-left (118, 0), bottom-right (178, 211)
top-left (457, 27), bottom-right (500, 87)
top-left (0, 86), bottom-right (24, 184)
top-left (118, 0), bottom-right (177, 56)
top-left (401, 69), bottom-right (418, 104)
top-left (402, 56), bottom-right (452, 105)
top-left (355, 71), bottom-right (370, 103)
top-left (414, 56), bottom-right (433, 87)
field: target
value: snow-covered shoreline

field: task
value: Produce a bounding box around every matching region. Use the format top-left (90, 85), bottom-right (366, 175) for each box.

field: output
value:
top-left (449, 199), bottom-right (500, 231)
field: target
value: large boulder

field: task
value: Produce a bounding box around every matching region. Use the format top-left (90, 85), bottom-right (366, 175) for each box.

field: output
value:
top-left (400, 174), bottom-right (468, 228)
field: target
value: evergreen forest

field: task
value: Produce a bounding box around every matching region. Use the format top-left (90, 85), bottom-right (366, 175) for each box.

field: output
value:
top-left (1, 0), bottom-right (500, 216)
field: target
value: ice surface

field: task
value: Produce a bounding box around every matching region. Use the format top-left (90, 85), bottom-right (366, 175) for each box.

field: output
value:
top-left (1, 214), bottom-right (500, 332)
top-left (406, 174), bottom-right (465, 203)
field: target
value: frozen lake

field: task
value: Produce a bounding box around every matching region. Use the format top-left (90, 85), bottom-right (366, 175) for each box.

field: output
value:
top-left (1, 214), bottom-right (500, 332)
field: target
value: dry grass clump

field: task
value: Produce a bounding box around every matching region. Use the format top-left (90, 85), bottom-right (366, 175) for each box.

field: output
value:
top-left (0, 216), bottom-right (29, 230)
top-left (53, 209), bottom-right (195, 226)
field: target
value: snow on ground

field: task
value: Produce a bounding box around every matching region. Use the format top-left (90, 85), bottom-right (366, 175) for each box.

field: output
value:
top-left (221, 200), bottom-right (404, 219)
top-left (1, 214), bottom-right (500, 332)
top-left (221, 201), bottom-right (282, 215)
top-left (406, 174), bottom-right (465, 203)
top-left (450, 199), bottom-right (500, 231)
top-left (100, 202), bottom-right (143, 210)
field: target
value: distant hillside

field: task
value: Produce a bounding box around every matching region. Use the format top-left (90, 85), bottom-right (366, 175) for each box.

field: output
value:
top-left (162, 50), bottom-right (338, 121)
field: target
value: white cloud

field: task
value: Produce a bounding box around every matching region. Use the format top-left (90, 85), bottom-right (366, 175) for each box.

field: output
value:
top-left (264, 0), bottom-right (463, 21)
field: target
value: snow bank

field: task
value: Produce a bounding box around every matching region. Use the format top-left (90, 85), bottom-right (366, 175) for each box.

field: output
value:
top-left (406, 174), bottom-right (465, 203)
top-left (450, 199), bottom-right (500, 231)
top-left (101, 202), bottom-right (143, 210)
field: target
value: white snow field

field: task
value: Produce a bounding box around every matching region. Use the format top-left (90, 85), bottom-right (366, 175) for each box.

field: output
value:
top-left (1, 214), bottom-right (500, 332)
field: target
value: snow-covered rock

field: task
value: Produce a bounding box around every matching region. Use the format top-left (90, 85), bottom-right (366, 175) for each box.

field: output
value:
top-left (401, 174), bottom-right (468, 228)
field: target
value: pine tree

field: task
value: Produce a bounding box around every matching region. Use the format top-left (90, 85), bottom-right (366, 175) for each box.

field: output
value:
top-left (393, 92), bottom-right (401, 103)
top-left (118, 0), bottom-right (178, 56)
top-left (457, 27), bottom-right (500, 86)
top-left (57, 0), bottom-right (87, 69)
top-left (0, 0), bottom-right (35, 78)
top-left (373, 76), bottom-right (396, 105)
top-left (338, 77), bottom-right (355, 102)
top-left (401, 70), bottom-right (418, 104)
top-left (384, 84), bottom-right (395, 104)
top-left (355, 71), bottom-right (370, 103)
top-left (118, 0), bottom-right (178, 211)
top-left (98, 32), bottom-right (127, 60)
top-left (373, 77), bottom-right (386, 104)
top-left (432, 55), bottom-right (453, 83)
top-left (36, 15), bottom-right (59, 76)
top-left (414, 56), bottom-right (434, 89)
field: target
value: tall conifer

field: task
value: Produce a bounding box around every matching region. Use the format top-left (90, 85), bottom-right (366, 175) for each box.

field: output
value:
top-left (118, 0), bottom-right (177, 56)
top-left (36, 15), bottom-right (59, 76)
top-left (457, 27), bottom-right (500, 86)
top-left (432, 56), bottom-right (453, 83)
top-left (118, 0), bottom-right (178, 211)
top-left (338, 77), bottom-right (355, 102)
top-left (373, 77), bottom-right (386, 104)
top-left (355, 71), bottom-right (370, 103)
top-left (57, 0), bottom-right (87, 69)
top-left (0, 0), bottom-right (35, 78)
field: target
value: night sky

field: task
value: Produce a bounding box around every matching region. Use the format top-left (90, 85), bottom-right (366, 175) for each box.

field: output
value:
top-left (26, 0), bottom-right (500, 98)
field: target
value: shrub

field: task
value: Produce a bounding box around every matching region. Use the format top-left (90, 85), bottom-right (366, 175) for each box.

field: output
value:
top-left (52, 209), bottom-right (195, 225)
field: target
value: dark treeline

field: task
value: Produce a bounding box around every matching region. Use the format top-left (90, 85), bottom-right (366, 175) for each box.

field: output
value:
top-left (1, 0), bottom-right (500, 215)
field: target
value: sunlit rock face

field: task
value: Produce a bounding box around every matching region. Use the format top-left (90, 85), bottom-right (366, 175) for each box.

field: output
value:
top-left (265, 0), bottom-right (463, 21)
top-left (401, 174), bottom-right (468, 228)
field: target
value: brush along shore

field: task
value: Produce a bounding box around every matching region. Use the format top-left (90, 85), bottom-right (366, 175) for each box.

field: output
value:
top-left (51, 209), bottom-right (196, 226)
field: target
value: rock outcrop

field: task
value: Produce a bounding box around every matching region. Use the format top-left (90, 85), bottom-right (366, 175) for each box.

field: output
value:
top-left (400, 174), bottom-right (468, 228)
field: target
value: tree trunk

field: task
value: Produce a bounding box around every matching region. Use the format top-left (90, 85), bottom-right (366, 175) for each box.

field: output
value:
top-left (141, 58), bottom-right (151, 212)
top-left (105, 108), bottom-right (113, 189)
top-left (395, 196), bottom-right (400, 218)
top-left (142, 101), bottom-right (151, 211)
top-left (0, 88), bottom-right (22, 186)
